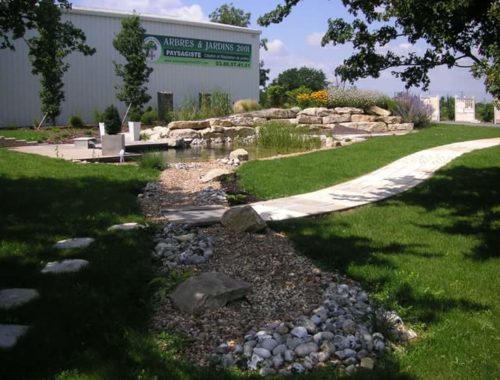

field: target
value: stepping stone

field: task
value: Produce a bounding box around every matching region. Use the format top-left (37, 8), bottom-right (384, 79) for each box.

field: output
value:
top-left (108, 222), bottom-right (145, 231)
top-left (200, 168), bottom-right (232, 183)
top-left (163, 206), bottom-right (228, 226)
top-left (41, 259), bottom-right (89, 274)
top-left (0, 289), bottom-right (39, 310)
top-left (0, 324), bottom-right (29, 349)
top-left (53, 237), bottom-right (95, 249)
top-left (170, 271), bottom-right (251, 315)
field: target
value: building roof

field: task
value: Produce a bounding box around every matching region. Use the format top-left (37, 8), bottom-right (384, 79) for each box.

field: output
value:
top-left (69, 7), bottom-right (261, 35)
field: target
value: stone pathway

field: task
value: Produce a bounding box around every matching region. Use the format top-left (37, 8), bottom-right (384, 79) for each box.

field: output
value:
top-left (252, 138), bottom-right (500, 221)
top-left (0, 289), bottom-right (39, 310)
top-left (162, 138), bottom-right (500, 224)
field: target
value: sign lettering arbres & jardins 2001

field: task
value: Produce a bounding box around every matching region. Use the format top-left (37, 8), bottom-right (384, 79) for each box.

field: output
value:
top-left (144, 34), bottom-right (252, 69)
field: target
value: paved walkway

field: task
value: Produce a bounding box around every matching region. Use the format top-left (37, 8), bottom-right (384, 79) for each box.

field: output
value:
top-left (251, 138), bottom-right (500, 221)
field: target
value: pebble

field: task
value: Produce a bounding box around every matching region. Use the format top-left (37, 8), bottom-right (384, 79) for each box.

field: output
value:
top-left (290, 326), bottom-right (308, 339)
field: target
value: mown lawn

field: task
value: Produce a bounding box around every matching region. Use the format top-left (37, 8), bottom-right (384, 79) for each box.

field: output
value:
top-left (237, 124), bottom-right (500, 199)
top-left (272, 146), bottom-right (500, 380)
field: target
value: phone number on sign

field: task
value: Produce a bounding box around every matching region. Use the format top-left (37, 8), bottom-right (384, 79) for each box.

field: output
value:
top-left (215, 61), bottom-right (250, 68)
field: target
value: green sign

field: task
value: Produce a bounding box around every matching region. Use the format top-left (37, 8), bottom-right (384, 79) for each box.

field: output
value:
top-left (144, 34), bottom-right (252, 68)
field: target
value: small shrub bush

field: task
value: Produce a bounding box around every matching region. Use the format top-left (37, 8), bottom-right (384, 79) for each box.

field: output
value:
top-left (93, 109), bottom-right (105, 123)
top-left (138, 152), bottom-right (167, 170)
top-left (257, 121), bottom-right (321, 153)
top-left (233, 99), bottom-right (261, 113)
top-left (393, 92), bottom-right (433, 128)
top-left (295, 89), bottom-right (329, 108)
top-left (68, 115), bottom-right (84, 128)
top-left (327, 88), bottom-right (390, 110)
top-left (476, 102), bottom-right (494, 122)
top-left (171, 90), bottom-right (233, 121)
top-left (286, 86), bottom-right (312, 107)
top-left (207, 89), bottom-right (233, 117)
top-left (265, 85), bottom-right (287, 107)
top-left (141, 109), bottom-right (158, 125)
top-left (103, 105), bottom-right (122, 134)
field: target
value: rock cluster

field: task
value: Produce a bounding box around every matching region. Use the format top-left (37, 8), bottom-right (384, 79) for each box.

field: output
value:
top-left (152, 223), bottom-right (214, 268)
top-left (140, 107), bottom-right (413, 146)
top-left (195, 187), bottom-right (227, 205)
top-left (214, 280), bottom-right (413, 376)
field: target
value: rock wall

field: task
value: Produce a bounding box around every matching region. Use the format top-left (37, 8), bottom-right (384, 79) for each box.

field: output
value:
top-left (141, 106), bottom-right (413, 144)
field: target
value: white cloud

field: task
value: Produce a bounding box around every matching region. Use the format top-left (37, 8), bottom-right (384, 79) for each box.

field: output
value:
top-left (398, 42), bottom-right (412, 51)
top-left (306, 32), bottom-right (323, 47)
top-left (264, 39), bottom-right (288, 56)
top-left (76, 0), bottom-right (205, 21)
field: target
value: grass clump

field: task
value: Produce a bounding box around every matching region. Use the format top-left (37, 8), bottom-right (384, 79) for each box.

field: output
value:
top-left (256, 121), bottom-right (321, 153)
top-left (68, 115), bottom-right (84, 129)
top-left (233, 99), bottom-right (260, 113)
top-left (172, 89), bottom-right (233, 121)
top-left (138, 151), bottom-right (168, 170)
top-left (140, 108), bottom-right (158, 125)
top-left (327, 87), bottom-right (390, 110)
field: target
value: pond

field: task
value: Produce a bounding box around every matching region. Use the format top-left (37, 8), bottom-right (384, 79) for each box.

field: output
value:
top-left (156, 144), bottom-right (306, 163)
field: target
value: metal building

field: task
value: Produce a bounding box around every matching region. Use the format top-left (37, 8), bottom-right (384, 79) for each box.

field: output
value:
top-left (0, 7), bottom-right (261, 127)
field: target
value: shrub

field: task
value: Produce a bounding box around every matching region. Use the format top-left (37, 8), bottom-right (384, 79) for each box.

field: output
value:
top-left (141, 109), bottom-right (158, 125)
top-left (257, 121), bottom-right (321, 153)
top-left (327, 88), bottom-right (390, 110)
top-left (138, 151), bottom-right (167, 170)
top-left (68, 115), bottom-right (84, 128)
top-left (93, 110), bottom-right (105, 123)
top-left (265, 85), bottom-right (287, 107)
top-left (286, 86), bottom-right (312, 107)
top-left (476, 102), bottom-right (494, 122)
top-left (206, 89), bottom-right (233, 117)
top-left (440, 96), bottom-right (455, 121)
top-left (295, 89), bottom-right (329, 108)
top-left (233, 99), bottom-right (261, 113)
top-left (171, 90), bottom-right (233, 121)
top-left (128, 110), bottom-right (142, 122)
top-left (103, 105), bottom-right (122, 134)
top-left (393, 92), bottom-right (433, 128)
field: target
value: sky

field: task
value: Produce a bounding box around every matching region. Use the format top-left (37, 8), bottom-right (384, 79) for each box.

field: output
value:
top-left (73, 0), bottom-right (492, 101)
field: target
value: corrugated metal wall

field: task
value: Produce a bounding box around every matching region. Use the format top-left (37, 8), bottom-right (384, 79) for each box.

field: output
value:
top-left (0, 8), bottom-right (260, 127)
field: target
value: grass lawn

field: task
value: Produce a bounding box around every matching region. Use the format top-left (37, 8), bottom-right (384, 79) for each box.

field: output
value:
top-left (272, 145), bottom-right (500, 379)
top-left (237, 124), bottom-right (500, 199)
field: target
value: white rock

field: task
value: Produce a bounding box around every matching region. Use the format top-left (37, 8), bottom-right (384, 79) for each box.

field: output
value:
top-left (0, 324), bottom-right (29, 349)
top-left (41, 259), bottom-right (90, 274)
top-left (53, 238), bottom-right (94, 249)
top-left (290, 326), bottom-right (308, 339)
top-left (108, 223), bottom-right (145, 231)
top-left (0, 289), bottom-right (39, 310)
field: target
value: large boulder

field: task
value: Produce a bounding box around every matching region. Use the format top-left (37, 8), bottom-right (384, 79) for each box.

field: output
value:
top-left (297, 115), bottom-right (323, 124)
top-left (298, 107), bottom-right (333, 117)
top-left (248, 108), bottom-right (298, 119)
top-left (233, 127), bottom-right (256, 138)
top-left (170, 272), bottom-right (251, 314)
top-left (376, 116), bottom-right (403, 123)
top-left (334, 107), bottom-right (364, 114)
top-left (168, 120), bottom-right (211, 130)
top-left (387, 123), bottom-right (414, 131)
top-left (322, 114), bottom-right (351, 124)
top-left (209, 118), bottom-right (234, 128)
top-left (351, 114), bottom-right (378, 122)
top-left (339, 122), bottom-right (388, 132)
top-left (200, 168), bottom-right (233, 183)
top-left (221, 205), bottom-right (266, 233)
top-left (368, 106), bottom-right (391, 117)
top-left (229, 148), bottom-right (249, 161)
top-left (230, 116), bottom-right (254, 127)
top-left (168, 129), bottom-right (201, 140)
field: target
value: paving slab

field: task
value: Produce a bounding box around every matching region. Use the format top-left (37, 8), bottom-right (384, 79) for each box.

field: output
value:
top-left (53, 237), bottom-right (94, 249)
top-left (108, 222), bottom-right (145, 231)
top-left (163, 206), bottom-right (229, 226)
top-left (0, 324), bottom-right (29, 349)
top-left (41, 259), bottom-right (90, 274)
top-left (0, 289), bottom-right (39, 310)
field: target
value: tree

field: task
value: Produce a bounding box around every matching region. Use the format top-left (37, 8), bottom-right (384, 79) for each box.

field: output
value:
top-left (0, 0), bottom-right (71, 49)
top-left (272, 67), bottom-right (327, 92)
top-left (25, 0), bottom-right (95, 124)
top-left (260, 60), bottom-right (270, 88)
top-left (258, 0), bottom-right (500, 100)
top-left (113, 15), bottom-right (153, 117)
top-left (209, 3), bottom-right (250, 27)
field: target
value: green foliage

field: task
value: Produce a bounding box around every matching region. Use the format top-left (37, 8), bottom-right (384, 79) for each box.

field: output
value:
top-left (113, 15), bottom-right (153, 116)
top-left (209, 3), bottom-right (250, 27)
top-left (286, 86), bottom-right (312, 106)
top-left (256, 121), bottom-right (321, 153)
top-left (440, 96), bottom-right (455, 121)
top-left (68, 114), bottom-right (84, 128)
top-left (327, 87), bottom-right (390, 110)
top-left (128, 110), bottom-right (142, 122)
top-left (103, 105), bottom-right (121, 135)
top-left (476, 102), bottom-right (494, 122)
top-left (26, 0), bottom-right (95, 124)
top-left (171, 90), bottom-right (232, 121)
top-left (140, 109), bottom-right (158, 125)
top-left (93, 109), bottom-right (105, 123)
top-left (138, 152), bottom-right (167, 170)
top-left (264, 84), bottom-right (286, 107)
top-left (258, 1), bottom-right (500, 100)
top-left (260, 60), bottom-right (270, 88)
top-left (272, 66), bottom-right (327, 92)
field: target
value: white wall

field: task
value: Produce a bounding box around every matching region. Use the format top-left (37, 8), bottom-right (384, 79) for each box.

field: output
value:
top-left (0, 8), bottom-right (260, 127)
